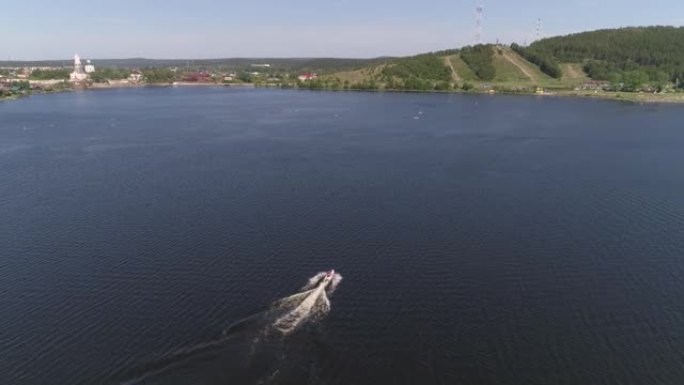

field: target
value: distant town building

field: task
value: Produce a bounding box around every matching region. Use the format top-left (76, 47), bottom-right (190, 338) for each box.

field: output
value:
top-left (84, 59), bottom-right (95, 73)
top-left (251, 64), bottom-right (271, 68)
top-left (70, 54), bottom-right (88, 82)
top-left (182, 72), bottom-right (212, 83)
top-left (27, 66), bottom-right (59, 73)
top-left (298, 72), bottom-right (318, 81)
top-left (128, 72), bottom-right (143, 83)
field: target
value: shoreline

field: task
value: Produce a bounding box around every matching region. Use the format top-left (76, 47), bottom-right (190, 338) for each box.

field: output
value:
top-left (3, 81), bottom-right (684, 104)
top-left (537, 89), bottom-right (684, 104)
top-left (78, 82), bottom-right (684, 104)
top-left (292, 87), bottom-right (684, 104)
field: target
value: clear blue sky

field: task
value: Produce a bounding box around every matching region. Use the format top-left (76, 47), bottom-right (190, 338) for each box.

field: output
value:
top-left (2, 0), bottom-right (683, 60)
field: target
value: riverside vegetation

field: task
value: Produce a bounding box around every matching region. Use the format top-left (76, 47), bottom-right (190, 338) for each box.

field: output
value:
top-left (4, 26), bottom-right (684, 102)
top-left (305, 26), bottom-right (684, 102)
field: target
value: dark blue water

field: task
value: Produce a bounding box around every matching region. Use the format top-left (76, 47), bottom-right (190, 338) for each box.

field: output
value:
top-left (1, 87), bottom-right (684, 385)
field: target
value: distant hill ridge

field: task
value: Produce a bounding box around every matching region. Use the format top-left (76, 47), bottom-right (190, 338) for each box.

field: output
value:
top-left (6, 26), bottom-right (684, 93)
top-left (529, 26), bottom-right (684, 81)
top-left (316, 45), bottom-right (571, 92)
top-left (0, 57), bottom-right (392, 72)
top-left (315, 26), bottom-right (684, 92)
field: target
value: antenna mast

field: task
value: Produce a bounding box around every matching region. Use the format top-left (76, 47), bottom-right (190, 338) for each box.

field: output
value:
top-left (476, 0), bottom-right (484, 44)
top-left (536, 18), bottom-right (542, 41)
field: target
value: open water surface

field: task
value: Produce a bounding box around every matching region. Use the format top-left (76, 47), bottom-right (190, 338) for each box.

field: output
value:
top-left (1, 88), bottom-right (684, 384)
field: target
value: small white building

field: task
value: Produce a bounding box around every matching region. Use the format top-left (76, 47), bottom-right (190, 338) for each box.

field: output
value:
top-left (128, 73), bottom-right (143, 82)
top-left (298, 72), bottom-right (318, 81)
top-left (70, 54), bottom-right (88, 81)
top-left (84, 59), bottom-right (95, 73)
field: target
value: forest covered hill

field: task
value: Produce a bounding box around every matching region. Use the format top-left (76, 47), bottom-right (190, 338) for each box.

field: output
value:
top-left (528, 26), bottom-right (684, 86)
top-left (6, 26), bottom-right (684, 96)
top-left (317, 46), bottom-right (565, 92)
top-left (316, 26), bottom-right (684, 93)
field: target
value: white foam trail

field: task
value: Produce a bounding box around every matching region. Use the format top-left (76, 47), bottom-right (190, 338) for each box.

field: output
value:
top-left (301, 272), bottom-right (327, 291)
top-left (118, 271), bottom-right (342, 384)
top-left (272, 285), bottom-right (329, 334)
top-left (328, 274), bottom-right (343, 295)
top-left (269, 271), bottom-right (342, 335)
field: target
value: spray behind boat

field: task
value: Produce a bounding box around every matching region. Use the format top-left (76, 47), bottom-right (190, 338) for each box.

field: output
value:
top-left (266, 269), bottom-right (342, 335)
top-left (120, 270), bottom-right (342, 385)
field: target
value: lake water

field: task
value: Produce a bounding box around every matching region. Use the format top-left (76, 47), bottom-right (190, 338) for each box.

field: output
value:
top-left (1, 87), bottom-right (684, 385)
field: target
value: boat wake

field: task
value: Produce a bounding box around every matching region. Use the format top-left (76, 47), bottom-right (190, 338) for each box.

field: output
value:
top-left (269, 270), bottom-right (342, 335)
top-left (118, 270), bottom-right (342, 385)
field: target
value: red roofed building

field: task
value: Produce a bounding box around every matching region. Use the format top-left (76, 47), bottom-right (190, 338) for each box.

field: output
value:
top-left (298, 72), bottom-right (318, 81)
top-left (182, 72), bottom-right (213, 83)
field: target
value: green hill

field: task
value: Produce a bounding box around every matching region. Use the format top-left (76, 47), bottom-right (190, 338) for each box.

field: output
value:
top-left (318, 52), bottom-right (457, 91)
top-left (448, 55), bottom-right (478, 82)
top-left (529, 26), bottom-right (684, 86)
top-left (492, 46), bottom-right (555, 85)
top-left (321, 45), bottom-right (583, 92)
top-left (319, 26), bottom-right (684, 94)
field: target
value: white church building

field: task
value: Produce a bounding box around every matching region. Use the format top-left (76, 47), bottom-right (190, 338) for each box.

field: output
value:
top-left (70, 54), bottom-right (94, 81)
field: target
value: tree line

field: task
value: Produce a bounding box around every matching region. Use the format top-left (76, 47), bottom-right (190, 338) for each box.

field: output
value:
top-left (375, 54), bottom-right (452, 91)
top-left (380, 54), bottom-right (452, 83)
top-left (141, 68), bottom-right (176, 83)
top-left (459, 45), bottom-right (495, 81)
top-left (30, 69), bottom-right (70, 80)
top-left (510, 44), bottom-right (562, 78)
top-left (90, 68), bottom-right (130, 83)
top-left (529, 26), bottom-right (684, 85)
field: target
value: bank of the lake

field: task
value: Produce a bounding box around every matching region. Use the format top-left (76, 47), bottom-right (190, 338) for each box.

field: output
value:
top-left (4, 79), bottom-right (684, 104)
top-left (0, 86), bottom-right (74, 102)
top-left (290, 85), bottom-right (684, 104)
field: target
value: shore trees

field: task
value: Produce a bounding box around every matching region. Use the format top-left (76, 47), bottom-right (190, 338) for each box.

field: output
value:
top-left (529, 26), bottom-right (684, 83)
top-left (460, 45), bottom-right (496, 81)
top-left (30, 69), bottom-right (70, 80)
top-left (141, 68), bottom-right (176, 83)
top-left (510, 44), bottom-right (562, 78)
top-left (90, 68), bottom-right (130, 83)
top-left (380, 54), bottom-right (452, 83)
top-left (373, 53), bottom-right (452, 91)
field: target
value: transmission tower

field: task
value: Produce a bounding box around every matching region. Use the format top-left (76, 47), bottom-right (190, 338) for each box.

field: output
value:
top-left (536, 18), bottom-right (542, 41)
top-left (475, 0), bottom-right (484, 44)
